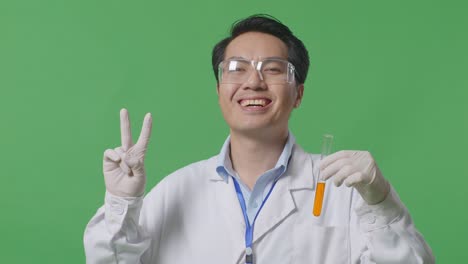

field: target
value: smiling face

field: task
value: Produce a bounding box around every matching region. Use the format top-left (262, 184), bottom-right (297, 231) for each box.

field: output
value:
top-left (217, 32), bottom-right (304, 137)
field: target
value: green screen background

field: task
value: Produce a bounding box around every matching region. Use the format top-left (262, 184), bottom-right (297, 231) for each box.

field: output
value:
top-left (1, 0), bottom-right (466, 262)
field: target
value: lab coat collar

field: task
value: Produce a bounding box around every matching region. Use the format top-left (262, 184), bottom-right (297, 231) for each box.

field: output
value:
top-left (209, 143), bottom-right (319, 259)
top-left (210, 143), bottom-right (317, 190)
top-left (215, 132), bottom-right (296, 184)
top-left (251, 144), bottom-right (317, 244)
top-left (287, 144), bottom-right (318, 191)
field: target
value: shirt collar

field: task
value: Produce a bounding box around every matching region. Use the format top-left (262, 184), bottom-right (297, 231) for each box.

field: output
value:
top-left (215, 132), bottom-right (296, 183)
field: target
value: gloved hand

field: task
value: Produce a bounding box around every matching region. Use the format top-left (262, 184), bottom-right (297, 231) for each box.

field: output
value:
top-left (103, 109), bottom-right (153, 197)
top-left (320, 150), bottom-right (390, 205)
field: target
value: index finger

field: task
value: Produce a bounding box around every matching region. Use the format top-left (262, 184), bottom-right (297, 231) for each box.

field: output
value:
top-left (120, 108), bottom-right (133, 151)
top-left (136, 112), bottom-right (152, 149)
top-left (320, 150), bottom-right (355, 170)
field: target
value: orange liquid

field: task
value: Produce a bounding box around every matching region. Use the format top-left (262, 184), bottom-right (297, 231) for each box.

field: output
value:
top-left (313, 182), bottom-right (326, 216)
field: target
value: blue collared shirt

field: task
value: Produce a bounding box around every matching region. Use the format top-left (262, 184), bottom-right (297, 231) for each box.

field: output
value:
top-left (215, 133), bottom-right (296, 224)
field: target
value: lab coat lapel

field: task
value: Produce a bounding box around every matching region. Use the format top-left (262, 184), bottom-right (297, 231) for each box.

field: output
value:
top-left (253, 145), bottom-right (315, 244)
top-left (210, 171), bottom-right (246, 261)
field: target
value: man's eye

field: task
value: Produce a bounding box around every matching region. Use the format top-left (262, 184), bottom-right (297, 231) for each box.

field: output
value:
top-left (228, 67), bottom-right (247, 73)
top-left (263, 67), bottom-right (283, 74)
top-left (227, 62), bottom-right (248, 73)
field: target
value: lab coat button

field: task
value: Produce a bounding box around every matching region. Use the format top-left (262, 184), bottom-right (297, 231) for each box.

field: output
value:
top-left (362, 215), bottom-right (376, 224)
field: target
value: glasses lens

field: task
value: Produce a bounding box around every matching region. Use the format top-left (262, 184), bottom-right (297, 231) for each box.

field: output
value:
top-left (260, 59), bottom-right (292, 84)
top-left (219, 60), bottom-right (252, 84)
top-left (219, 59), bottom-right (295, 84)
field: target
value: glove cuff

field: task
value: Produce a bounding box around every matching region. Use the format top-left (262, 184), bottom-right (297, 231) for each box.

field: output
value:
top-left (356, 166), bottom-right (390, 205)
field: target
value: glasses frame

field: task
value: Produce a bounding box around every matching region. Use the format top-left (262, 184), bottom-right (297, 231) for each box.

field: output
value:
top-left (218, 58), bottom-right (296, 85)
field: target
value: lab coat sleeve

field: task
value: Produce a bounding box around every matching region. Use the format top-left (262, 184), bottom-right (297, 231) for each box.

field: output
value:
top-left (83, 191), bottom-right (153, 264)
top-left (351, 186), bottom-right (435, 263)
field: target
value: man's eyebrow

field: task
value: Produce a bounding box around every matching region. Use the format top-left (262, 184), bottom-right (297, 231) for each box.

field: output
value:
top-left (226, 56), bottom-right (247, 60)
top-left (264, 56), bottom-right (288, 60)
top-left (225, 56), bottom-right (288, 61)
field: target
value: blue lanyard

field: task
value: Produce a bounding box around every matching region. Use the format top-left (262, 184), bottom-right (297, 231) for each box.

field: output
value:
top-left (232, 177), bottom-right (278, 264)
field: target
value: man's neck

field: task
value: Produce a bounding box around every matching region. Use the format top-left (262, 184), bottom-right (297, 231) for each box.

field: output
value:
top-left (229, 129), bottom-right (288, 190)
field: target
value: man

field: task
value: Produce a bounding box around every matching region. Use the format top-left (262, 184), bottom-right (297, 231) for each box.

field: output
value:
top-left (84, 15), bottom-right (434, 263)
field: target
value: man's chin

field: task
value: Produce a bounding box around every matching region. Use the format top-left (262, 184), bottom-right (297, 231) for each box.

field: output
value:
top-left (229, 124), bottom-right (285, 138)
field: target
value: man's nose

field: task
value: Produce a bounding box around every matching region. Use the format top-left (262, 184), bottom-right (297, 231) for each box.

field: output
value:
top-left (244, 70), bottom-right (267, 90)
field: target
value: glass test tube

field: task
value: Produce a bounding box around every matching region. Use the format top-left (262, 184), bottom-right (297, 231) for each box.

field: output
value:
top-left (313, 134), bottom-right (334, 217)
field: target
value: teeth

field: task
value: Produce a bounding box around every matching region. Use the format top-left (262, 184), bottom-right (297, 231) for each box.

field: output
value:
top-left (241, 99), bottom-right (267, 107)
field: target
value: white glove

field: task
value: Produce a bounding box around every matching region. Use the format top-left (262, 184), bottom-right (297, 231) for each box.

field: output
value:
top-left (103, 109), bottom-right (152, 197)
top-left (320, 150), bottom-right (390, 205)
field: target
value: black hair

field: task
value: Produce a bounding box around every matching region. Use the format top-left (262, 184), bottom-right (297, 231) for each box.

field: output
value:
top-left (212, 14), bottom-right (310, 85)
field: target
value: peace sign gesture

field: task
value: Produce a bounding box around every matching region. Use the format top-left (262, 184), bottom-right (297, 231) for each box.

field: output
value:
top-left (103, 109), bottom-right (153, 197)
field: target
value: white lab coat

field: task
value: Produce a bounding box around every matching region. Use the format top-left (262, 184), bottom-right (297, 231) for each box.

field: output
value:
top-left (84, 144), bottom-right (434, 263)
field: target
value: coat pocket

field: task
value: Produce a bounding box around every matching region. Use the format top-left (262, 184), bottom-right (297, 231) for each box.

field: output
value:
top-left (293, 218), bottom-right (349, 264)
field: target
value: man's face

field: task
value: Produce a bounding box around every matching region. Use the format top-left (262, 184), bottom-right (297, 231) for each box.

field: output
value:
top-left (217, 32), bottom-right (304, 136)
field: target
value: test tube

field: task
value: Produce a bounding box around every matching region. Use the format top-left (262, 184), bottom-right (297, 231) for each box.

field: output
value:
top-left (313, 134), bottom-right (334, 217)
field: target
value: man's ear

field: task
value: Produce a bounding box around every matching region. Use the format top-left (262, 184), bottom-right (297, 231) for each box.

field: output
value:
top-left (294, 84), bottom-right (304, 108)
